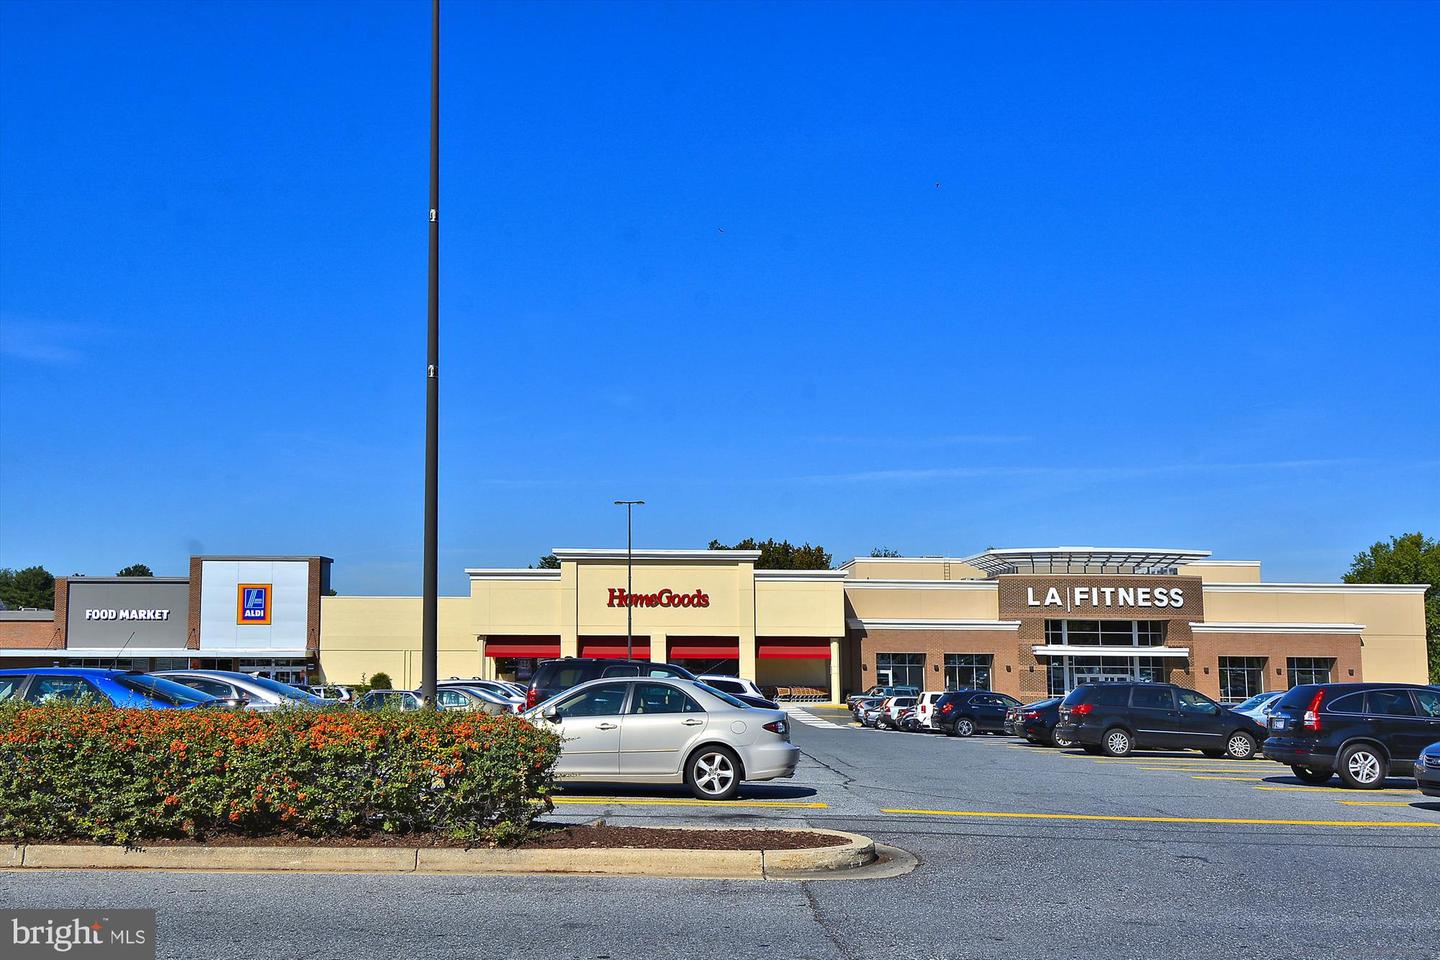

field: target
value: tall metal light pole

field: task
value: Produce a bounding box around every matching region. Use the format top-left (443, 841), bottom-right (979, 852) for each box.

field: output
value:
top-left (613, 500), bottom-right (644, 659)
top-left (419, 0), bottom-right (440, 708)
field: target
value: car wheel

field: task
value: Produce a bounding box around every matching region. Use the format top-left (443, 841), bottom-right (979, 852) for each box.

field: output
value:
top-left (1337, 744), bottom-right (1388, 790)
top-left (1101, 727), bottom-right (1133, 757)
top-left (1051, 729), bottom-right (1075, 749)
top-left (686, 745), bottom-right (742, 801)
top-left (1291, 765), bottom-right (1332, 785)
top-left (954, 717), bottom-right (976, 738)
top-left (1224, 732), bottom-right (1257, 760)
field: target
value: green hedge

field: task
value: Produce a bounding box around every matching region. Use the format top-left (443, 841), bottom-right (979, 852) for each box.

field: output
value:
top-left (0, 703), bottom-right (560, 845)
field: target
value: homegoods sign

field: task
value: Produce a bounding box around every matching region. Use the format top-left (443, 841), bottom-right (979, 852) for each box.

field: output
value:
top-left (607, 588), bottom-right (710, 609)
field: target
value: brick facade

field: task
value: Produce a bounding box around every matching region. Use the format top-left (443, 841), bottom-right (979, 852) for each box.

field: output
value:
top-left (845, 572), bottom-right (1371, 701)
top-left (1182, 630), bottom-right (1362, 699)
top-left (851, 628), bottom-right (1026, 697)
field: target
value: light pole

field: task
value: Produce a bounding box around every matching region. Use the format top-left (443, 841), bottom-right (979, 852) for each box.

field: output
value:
top-left (419, 0), bottom-right (440, 709)
top-left (613, 500), bottom-right (644, 659)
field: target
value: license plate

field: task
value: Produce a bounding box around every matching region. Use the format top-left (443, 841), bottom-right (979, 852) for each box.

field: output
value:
top-left (1270, 717), bottom-right (1286, 730)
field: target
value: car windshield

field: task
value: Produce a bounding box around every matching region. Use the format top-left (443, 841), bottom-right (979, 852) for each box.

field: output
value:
top-left (114, 674), bottom-right (218, 706)
top-left (242, 675), bottom-right (324, 702)
top-left (1233, 692), bottom-right (1276, 711)
top-left (695, 683), bottom-right (750, 709)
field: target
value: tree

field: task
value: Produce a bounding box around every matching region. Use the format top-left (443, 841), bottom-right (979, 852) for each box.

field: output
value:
top-left (870, 547), bottom-right (902, 558)
top-left (708, 538), bottom-right (832, 570)
top-left (532, 554), bottom-right (560, 569)
top-left (0, 566), bottom-right (56, 610)
top-left (369, 672), bottom-right (393, 690)
top-left (1343, 532), bottom-right (1440, 683)
top-left (116, 564), bottom-right (154, 577)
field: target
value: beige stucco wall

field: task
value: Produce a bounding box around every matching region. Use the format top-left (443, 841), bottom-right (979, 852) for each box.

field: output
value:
top-left (319, 596), bottom-right (475, 687)
top-left (844, 583), bottom-right (1001, 621)
top-left (1201, 586), bottom-right (1428, 683)
top-left (755, 578), bottom-right (846, 637)
top-left (1176, 562), bottom-right (1262, 583)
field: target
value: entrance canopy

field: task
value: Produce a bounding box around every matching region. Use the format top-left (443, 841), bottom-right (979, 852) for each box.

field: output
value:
top-left (963, 546), bottom-right (1211, 577)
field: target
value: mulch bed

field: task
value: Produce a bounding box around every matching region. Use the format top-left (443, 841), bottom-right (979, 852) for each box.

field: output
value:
top-left (4, 822), bottom-right (843, 852)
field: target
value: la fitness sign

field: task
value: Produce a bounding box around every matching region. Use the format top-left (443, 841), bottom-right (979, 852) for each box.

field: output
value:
top-left (607, 587), bottom-right (710, 609)
top-left (1026, 584), bottom-right (1186, 609)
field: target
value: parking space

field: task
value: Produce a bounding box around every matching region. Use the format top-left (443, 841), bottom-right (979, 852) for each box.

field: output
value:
top-left (543, 707), bottom-right (1440, 840)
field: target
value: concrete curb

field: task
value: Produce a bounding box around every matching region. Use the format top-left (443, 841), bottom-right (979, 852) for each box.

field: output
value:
top-left (4, 828), bottom-right (878, 880)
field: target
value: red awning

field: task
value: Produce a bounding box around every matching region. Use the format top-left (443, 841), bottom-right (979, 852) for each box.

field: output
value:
top-left (485, 639), bottom-right (560, 659)
top-left (580, 639), bottom-right (650, 659)
top-left (668, 638), bottom-right (740, 660)
top-left (758, 640), bottom-right (832, 660)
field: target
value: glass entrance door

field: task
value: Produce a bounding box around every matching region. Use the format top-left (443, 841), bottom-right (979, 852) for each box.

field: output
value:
top-left (1049, 656), bottom-right (1169, 695)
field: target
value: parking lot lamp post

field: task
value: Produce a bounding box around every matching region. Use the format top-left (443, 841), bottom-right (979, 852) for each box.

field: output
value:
top-left (614, 500), bottom-right (644, 659)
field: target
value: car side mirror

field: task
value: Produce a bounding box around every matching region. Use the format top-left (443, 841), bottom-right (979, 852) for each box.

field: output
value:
top-left (542, 705), bottom-right (559, 721)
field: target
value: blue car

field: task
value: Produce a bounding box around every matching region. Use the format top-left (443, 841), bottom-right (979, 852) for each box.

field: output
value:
top-left (0, 667), bottom-right (224, 709)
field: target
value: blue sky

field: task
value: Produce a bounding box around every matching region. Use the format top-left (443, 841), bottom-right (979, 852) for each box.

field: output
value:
top-left (1, 1), bottom-right (1436, 595)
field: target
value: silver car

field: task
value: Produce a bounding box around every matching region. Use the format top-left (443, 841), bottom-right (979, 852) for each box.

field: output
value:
top-left (529, 677), bottom-right (800, 800)
top-left (154, 670), bottom-right (326, 711)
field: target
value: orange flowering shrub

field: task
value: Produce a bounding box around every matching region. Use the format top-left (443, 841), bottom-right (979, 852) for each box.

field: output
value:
top-left (0, 702), bottom-right (559, 845)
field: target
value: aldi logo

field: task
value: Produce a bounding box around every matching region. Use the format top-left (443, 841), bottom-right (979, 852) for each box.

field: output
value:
top-left (237, 584), bottom-right (272, 625)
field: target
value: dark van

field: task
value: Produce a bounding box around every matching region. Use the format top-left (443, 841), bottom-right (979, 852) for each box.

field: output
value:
top-left (1263, 683), bottom-right (1440, 788)
top-left (525, 658), bottom-right (695, 710)
top-left (1055, 682), bottom-right (1265, 759)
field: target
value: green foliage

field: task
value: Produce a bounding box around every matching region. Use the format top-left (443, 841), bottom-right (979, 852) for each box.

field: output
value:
top-left (368, 672), bottom-right (393, 691)
top-left (0, 703), bottom-right (560, 845)
top-left (0, 566), bottom-right (55, 610)
top-left (708, 538), bottom-right (832, 570)
top-left (532, 554), bottom-right (560, 569)
top-left (116, 564), bottom-right (154, 577)
top-left (869, 547), bottom-right (902, 558)
top-left (1343, 532), bottom-right (1440, 682)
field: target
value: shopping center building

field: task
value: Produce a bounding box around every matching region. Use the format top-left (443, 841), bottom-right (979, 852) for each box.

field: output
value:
top-left (2, 546), bottom-right (1429, 703)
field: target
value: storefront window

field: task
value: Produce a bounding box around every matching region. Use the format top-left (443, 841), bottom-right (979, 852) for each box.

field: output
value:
top-left (1044, 620), bottom-right (1167, 646)
top-left (1287, 657), bottom-right (1334, 688)
top-left (875, 653), bottom-right (924, 689)
top-left (944, 654), bottom-right (991, 691)
top-left (1218, 657), bottom-right (1266, 702)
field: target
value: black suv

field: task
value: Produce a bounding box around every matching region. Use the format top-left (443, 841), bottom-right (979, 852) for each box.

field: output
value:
top-left (525, 658), bottom-right (695, 710)
top-left (1263, 682), bottom-right (1440, 789)
top-left (1008, 697), bottom-right (1074, 748)
top-left (935, 689), bottom-right (1022, 737)
top-left (1055, 682), bottom-right (1265, 759)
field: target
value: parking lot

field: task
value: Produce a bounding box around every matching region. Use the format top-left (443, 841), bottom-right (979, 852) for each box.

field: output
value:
top-left (14, 703), bottom-right (1436, 960)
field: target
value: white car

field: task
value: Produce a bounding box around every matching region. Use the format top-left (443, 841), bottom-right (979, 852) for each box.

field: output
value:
top-left (913, 691), bottom-right (945, 730)
top-left (529, 677), bottom-right (799, 800)
top-left (696, 675), bottom-right (765, 699)
top-left (879, 695), bottom-right (917, 729)
top-left (439, 677), bottom-right (525, 708)
top-left (1230, 691), bottom-right (1285, 722)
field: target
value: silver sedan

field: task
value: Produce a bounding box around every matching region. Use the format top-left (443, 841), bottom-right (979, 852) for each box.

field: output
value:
top-left (528, 677), bottom-right (800, 800)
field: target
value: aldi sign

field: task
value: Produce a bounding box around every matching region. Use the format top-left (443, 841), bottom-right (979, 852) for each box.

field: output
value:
top-left (237, 584), bottom-right (272, 624)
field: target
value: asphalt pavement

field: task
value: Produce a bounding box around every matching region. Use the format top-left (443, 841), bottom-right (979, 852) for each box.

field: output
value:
top-left (5, 708), bottom-right (1439, 960)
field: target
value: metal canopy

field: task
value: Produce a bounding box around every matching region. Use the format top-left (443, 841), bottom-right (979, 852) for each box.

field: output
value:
top-left (962, 546), bottom-right (1211, 578)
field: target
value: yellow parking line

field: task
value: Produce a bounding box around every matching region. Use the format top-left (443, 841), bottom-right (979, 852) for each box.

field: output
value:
top-left (1255, 786), bottom-right (1417, 795)
top-left (1190, 775), bottom-right (1268, 781)
top-left (552, 797), bottom-right (828, 809)
top-left (1338, 801), bottom-right (1419, 806)
top-left (1140, 771), bottom-right (1267, 777)
top-left (879, 808), bottom-right (1437, 828)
